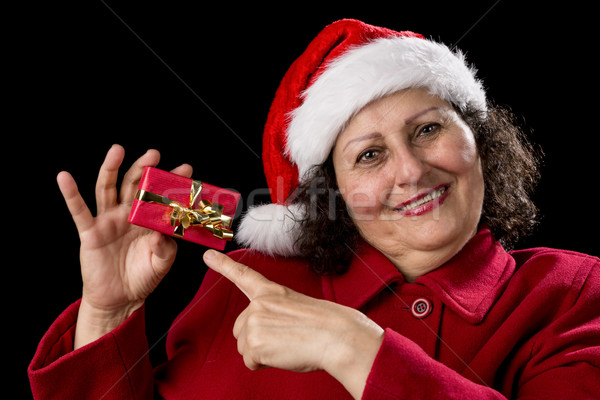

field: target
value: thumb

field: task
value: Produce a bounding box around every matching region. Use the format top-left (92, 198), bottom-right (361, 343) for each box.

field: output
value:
top-left (150, 231), bottom-right (177, 280)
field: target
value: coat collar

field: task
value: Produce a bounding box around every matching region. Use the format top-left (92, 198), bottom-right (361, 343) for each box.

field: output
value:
top-left (322, 226), bottom-right (515, 324)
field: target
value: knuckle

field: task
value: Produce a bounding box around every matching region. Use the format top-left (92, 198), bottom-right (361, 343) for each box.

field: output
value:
top-left (245, 309), bottom-right (266, 328)
top-left (236, 263), bottom-right (251, 280)
top-left (243, 354), bottom-right (262, 371)
top-left (249, 297), bottom-right (274, 313)
top-left (230, 261), bottom-right (251, 284)
top-left (245, 331), bottom-right (266, 353)
top-left (236, 336), bottom-right (245, 354)
top-left (265, 281), bottom-right (288, 297)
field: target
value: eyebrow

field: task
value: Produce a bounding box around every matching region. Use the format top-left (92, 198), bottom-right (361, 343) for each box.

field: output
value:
top-left (404, 106), bottom-right (440, 125)
top-left (342, 132), bottom-right (382, 152)
top-left (341, 106), bottom-right (442, 152)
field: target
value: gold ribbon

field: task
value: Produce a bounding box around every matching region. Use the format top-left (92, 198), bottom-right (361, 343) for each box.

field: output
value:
top-left (135, 179), bottom-right (233, 241)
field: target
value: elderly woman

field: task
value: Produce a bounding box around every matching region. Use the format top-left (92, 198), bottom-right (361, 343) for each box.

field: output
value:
top-left (29, 19), bottom-right (599, 399)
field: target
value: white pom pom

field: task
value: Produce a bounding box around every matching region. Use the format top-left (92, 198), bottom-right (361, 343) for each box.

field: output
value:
top-left (235, 203), bottom-right (305, 257)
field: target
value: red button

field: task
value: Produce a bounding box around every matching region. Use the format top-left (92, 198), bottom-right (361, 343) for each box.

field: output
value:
top-left (411, 298), bottom-right (432, 318)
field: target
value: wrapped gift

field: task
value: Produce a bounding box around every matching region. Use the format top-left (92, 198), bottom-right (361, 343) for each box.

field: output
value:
top-left (128, 166), bottom-right (241, 250)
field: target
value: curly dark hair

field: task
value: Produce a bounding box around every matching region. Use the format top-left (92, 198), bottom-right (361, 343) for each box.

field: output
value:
top-left (290, 102), bottom-right (542, 275)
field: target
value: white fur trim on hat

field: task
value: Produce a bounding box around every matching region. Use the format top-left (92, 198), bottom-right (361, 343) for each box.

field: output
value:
top-left (285, 36), bottom-right (487, 181)
top-left (235, 203), bottom-right (305, 256)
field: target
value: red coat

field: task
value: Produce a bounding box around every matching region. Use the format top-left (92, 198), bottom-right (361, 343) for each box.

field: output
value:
top-left (28, 227), bottom-right (600, 399)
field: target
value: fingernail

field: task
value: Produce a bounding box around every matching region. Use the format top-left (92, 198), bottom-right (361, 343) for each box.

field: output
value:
top-left (204, 250), bottom-right (216, 261)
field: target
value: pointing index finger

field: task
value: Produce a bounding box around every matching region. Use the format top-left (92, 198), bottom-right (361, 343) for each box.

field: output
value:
top-left (203, 250), bottom-right (270, 300)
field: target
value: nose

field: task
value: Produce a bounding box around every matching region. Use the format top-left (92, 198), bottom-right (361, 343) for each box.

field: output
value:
top-left (391, 144), bottom-right (429, 188)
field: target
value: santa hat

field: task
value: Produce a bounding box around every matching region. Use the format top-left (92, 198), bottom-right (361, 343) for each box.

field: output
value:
top-left (236, 19), bottom-right (487, 256)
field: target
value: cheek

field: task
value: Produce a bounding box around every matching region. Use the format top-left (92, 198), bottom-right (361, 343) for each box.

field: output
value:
top-left (337, 170), bottom-right (392, 218)
top-left (440, 132), bottom-right (485, 205)
top-left (431, 129), bottom-right (480, 176)
top-left (456, 136), bottom-right (483, 188)
top-left (459, 136), bottom-right (479, 169)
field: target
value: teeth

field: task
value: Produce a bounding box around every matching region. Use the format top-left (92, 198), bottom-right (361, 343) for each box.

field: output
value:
top-left (399, 187), bottom-right (446, 211)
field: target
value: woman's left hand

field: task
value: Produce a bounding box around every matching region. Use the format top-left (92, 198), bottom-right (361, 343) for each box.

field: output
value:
top-left (203, 250), bottom-right (385, 399)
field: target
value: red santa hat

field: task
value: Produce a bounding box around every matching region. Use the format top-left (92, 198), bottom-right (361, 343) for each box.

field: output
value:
top-left (236, 19), bottom-right (487, 256)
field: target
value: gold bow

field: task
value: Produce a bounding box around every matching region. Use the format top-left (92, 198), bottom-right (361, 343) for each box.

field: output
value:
top-left (135, 179), bottom-right (233, 240)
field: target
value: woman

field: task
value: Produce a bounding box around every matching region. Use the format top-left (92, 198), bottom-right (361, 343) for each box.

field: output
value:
top-left (29, 19), bottom-right (599, 399)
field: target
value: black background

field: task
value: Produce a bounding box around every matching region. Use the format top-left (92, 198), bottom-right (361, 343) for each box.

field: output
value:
top-left (13, 2), bottom-right (598, 397)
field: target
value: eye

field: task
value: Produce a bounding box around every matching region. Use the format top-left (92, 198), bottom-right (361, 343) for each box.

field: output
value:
top-left (356, 149), bottom-right (380, 164)
top-left (414, 123), bottom-right (441, 142)
top-left (418, 123), bottom-right (440, 136)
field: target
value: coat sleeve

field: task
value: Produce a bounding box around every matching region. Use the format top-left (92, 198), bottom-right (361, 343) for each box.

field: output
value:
top-left (516, 259), bottom-right (600, 398)
top-left (27, 300), bottom-right (153, 400)
top-left (362, 328), bottom-right (507, 399)
top-left (362, 260), bottom-right (600, 400)
top-left (27, 255), bottom-right (240, 400)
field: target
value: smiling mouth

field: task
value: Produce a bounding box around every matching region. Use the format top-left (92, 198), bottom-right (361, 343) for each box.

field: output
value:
top-left (395, 184), bottom-right (449, 212)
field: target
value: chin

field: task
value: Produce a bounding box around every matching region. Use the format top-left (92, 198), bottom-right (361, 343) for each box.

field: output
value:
top-left (396, 215), bottom-right (476, 253)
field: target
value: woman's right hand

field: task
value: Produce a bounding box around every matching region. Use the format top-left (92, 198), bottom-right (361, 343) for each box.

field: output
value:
top-left (57, 144), bottom-right (193, 349)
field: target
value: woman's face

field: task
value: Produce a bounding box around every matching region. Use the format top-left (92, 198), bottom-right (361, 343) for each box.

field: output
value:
top-left (332, 88), bottom-right (484, 274)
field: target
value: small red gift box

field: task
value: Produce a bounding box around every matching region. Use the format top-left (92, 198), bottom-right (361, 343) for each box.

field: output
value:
top-left (128, 166), bottom-right (241, 250)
